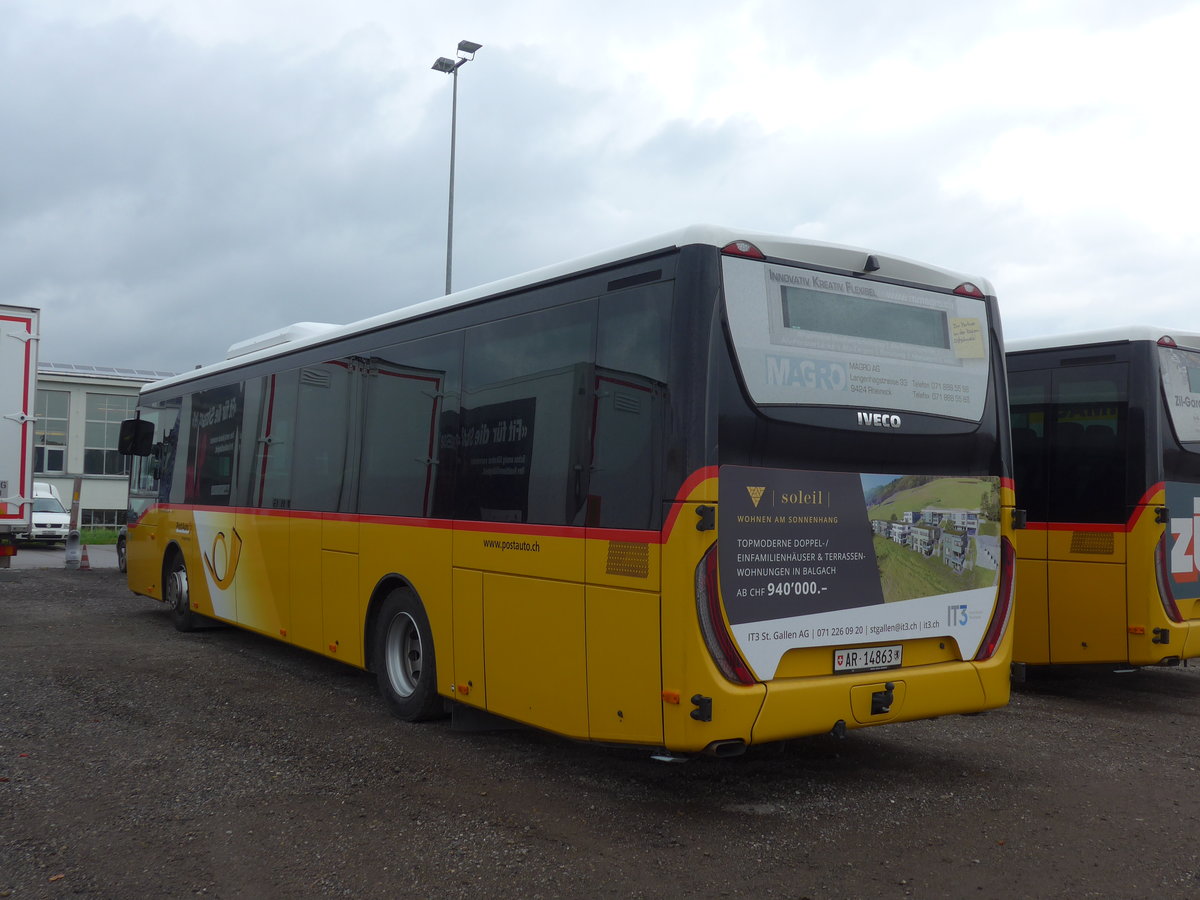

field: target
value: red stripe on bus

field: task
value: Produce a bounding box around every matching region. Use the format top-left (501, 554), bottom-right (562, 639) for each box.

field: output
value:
top-left (142, 467), bottom-right (724, 545)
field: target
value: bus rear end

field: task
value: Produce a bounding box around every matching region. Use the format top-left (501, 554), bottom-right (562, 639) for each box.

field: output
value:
top-left (1154, 333), bottom-right (1200, 661)
top-left (1007, 329), bottom-right (1200, 668)
top-left (661, 237), bottom-right (1013, 753)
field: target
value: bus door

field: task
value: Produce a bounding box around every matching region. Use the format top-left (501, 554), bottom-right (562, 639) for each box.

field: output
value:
top-left (1010, 362), bottom-right (1130, 663)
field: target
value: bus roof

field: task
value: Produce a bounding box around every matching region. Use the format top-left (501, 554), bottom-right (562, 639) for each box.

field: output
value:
top-left (144, 224), bottom-right (994, 395)
top-left (1007, 326), bottom-right (1200, 354)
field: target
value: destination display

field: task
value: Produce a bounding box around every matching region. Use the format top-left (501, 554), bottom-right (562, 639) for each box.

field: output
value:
top-left (719, 465), bottom-right (1001, 680)
top-left (722, 257), bottom-right (991, 421)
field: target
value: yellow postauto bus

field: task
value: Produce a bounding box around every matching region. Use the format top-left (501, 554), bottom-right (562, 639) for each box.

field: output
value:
top-left (1007, 327), bottom-right (1200, 668)
top-left (120, 226), bottom-right (1015, 756)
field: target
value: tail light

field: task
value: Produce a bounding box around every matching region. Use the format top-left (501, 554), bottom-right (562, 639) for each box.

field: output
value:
top-left (1155, 533), bottom-right (1185, 623)
top-left (953, 282), bottom-right (985, 298)
top-left (695, 543), bottom-right (756, 684)
top-left (975, 536), bottom-right (1015, 660)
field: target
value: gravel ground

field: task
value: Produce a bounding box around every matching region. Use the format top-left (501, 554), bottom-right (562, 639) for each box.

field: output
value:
top-left (2, 567), bottom-right (1199, 899)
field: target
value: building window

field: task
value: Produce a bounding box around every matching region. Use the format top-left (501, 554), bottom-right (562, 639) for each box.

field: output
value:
top-left (34, 389), bottom-right (70, 474)
top-left (84, 393), bottom-right (137, 476)
top-left (81, 508), bottom-right (126, 528)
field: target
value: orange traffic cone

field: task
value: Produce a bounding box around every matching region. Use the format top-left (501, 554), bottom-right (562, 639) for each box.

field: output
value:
top-left (79, 545), bottom-right (91, 570)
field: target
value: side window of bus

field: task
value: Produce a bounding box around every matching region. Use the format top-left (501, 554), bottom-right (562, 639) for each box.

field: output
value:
top-left (150, 402), bottom-right (182, 505)
top-left (359, 332), bottom-right (463, 519)
top-left (243, 371), bottom-right (299, 511)
top-left (460, 300), bottom-right (597, 526)
top-left (184, 383), bottom-right (245, 507)
top-left (589, 282), bottom-right (672, 529)
top-left (292, 360), bottom-right (360, 513)
top-left (1009, 370), bottom-right (1049, 522)
top-left (128, 403), bottom-right (181, 502)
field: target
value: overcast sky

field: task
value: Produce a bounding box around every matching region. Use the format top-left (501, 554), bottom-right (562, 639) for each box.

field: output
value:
top-left (5, 0), bottom-right (1199, 374)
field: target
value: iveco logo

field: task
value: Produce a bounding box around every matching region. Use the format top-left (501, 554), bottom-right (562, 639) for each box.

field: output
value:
top-left (857, 411), bottom-right (902, 428)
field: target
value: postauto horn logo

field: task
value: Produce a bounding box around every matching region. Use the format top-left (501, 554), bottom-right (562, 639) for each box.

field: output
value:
top-left (203, 528), bottom-right (243, 590)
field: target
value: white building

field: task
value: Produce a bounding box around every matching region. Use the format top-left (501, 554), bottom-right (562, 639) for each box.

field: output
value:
top-left (34, 363), bottom-right (174, 528)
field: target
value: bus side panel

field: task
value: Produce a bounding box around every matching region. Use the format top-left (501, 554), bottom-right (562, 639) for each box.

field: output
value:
top-left (187, 510), bottom-right (236, 623)
top-left (452, 529), bottom-right (584, 581)
top-left (585, 585), bottom-right (662, 744)
top-left (1047, 559), bottom-right (1129, 663)
top-left (231, 510), bottom-right (290, 642)
top-left (1012, 558), bottom-right (1050, 664)
top-left (1011, 527), bottom-right (1049, 664)
top-left (320, 517), bottom-right (361, 665)
top-left (288, 516), bottom-right (325, 655)
top-left (321, 549), bottom-right (360, 666)
top-left (126, 513), bottom-right (166, 599)
top-left (482, 573), bottom-right (588, 738)
top-left (451, 567), bottom-right (486, 708)
top-left (584, 535), bottom-right (661, 592)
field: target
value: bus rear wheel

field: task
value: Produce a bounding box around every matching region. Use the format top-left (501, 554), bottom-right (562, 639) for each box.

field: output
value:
top-left (374, 590), bottom-right (440, 722)
top-left (164, 552), bottom-right (199, 633)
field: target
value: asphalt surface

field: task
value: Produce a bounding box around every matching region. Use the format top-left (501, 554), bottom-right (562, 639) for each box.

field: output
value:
top-left (4, 542), bottom-right (118, 570)
top-left (2, 568), bottom-right (1200, 898)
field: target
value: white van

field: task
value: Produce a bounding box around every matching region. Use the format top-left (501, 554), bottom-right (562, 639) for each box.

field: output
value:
top-left (17, 482), bottom-right (70, 544)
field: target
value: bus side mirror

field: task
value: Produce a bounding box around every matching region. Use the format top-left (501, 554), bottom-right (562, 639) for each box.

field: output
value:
top-left (118, 418), bottom-right (155, 456)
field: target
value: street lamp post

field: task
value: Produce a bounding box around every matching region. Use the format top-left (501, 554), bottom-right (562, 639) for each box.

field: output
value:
top-left (432, 40), bottom-right (482, 296)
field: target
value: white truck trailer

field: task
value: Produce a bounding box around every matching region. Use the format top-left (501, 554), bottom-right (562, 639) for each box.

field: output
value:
top-left (0, 305), bottom-right (39, 567)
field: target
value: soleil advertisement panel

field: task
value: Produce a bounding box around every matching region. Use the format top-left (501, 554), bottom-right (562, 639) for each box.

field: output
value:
top-left (718, 465), bottom-right (1001, 679)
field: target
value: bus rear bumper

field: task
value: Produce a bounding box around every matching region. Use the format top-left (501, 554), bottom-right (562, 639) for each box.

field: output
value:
top-left (751, 659), bottom-right (1008, 743)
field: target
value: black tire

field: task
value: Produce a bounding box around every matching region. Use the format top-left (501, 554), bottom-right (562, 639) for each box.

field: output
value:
top-left (163, 551), bottom-right (200, 632)
top-left (116, 535), bottom-right (127, 573)
top-left (374, 589), bottom-right (441, 721)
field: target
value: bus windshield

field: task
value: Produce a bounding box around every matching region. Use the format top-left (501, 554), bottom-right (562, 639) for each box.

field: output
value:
top-left (1158, 344), bottom-right (1200, 444)
top-left (722, 256), bottom-right (991, 420)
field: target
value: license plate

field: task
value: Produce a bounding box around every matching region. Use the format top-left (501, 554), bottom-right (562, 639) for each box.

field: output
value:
top-left (833, 644), bottom-right (903, 673)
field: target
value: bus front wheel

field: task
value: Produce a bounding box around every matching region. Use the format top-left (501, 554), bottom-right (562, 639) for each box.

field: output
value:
top-left (374, 590), bottom-right (440, 722)
top-left (164, 552), bottom-right (199, 633)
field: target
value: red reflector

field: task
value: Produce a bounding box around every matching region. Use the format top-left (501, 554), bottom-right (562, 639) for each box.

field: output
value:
top-left (721, 240), bottom-right (765, 259)
top-left (953, 282), bottom-right (985, 298)
top-left (1158, 335), bottom-right (1178, 348)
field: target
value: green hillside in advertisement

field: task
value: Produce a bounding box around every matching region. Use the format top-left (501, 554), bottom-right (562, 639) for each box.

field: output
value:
top-left (867, 476), bottom-right (999, 526)
top-left (866, 475), bottom-right (1001, 604)
top-left (873, 534), bottom-right (995, 601)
